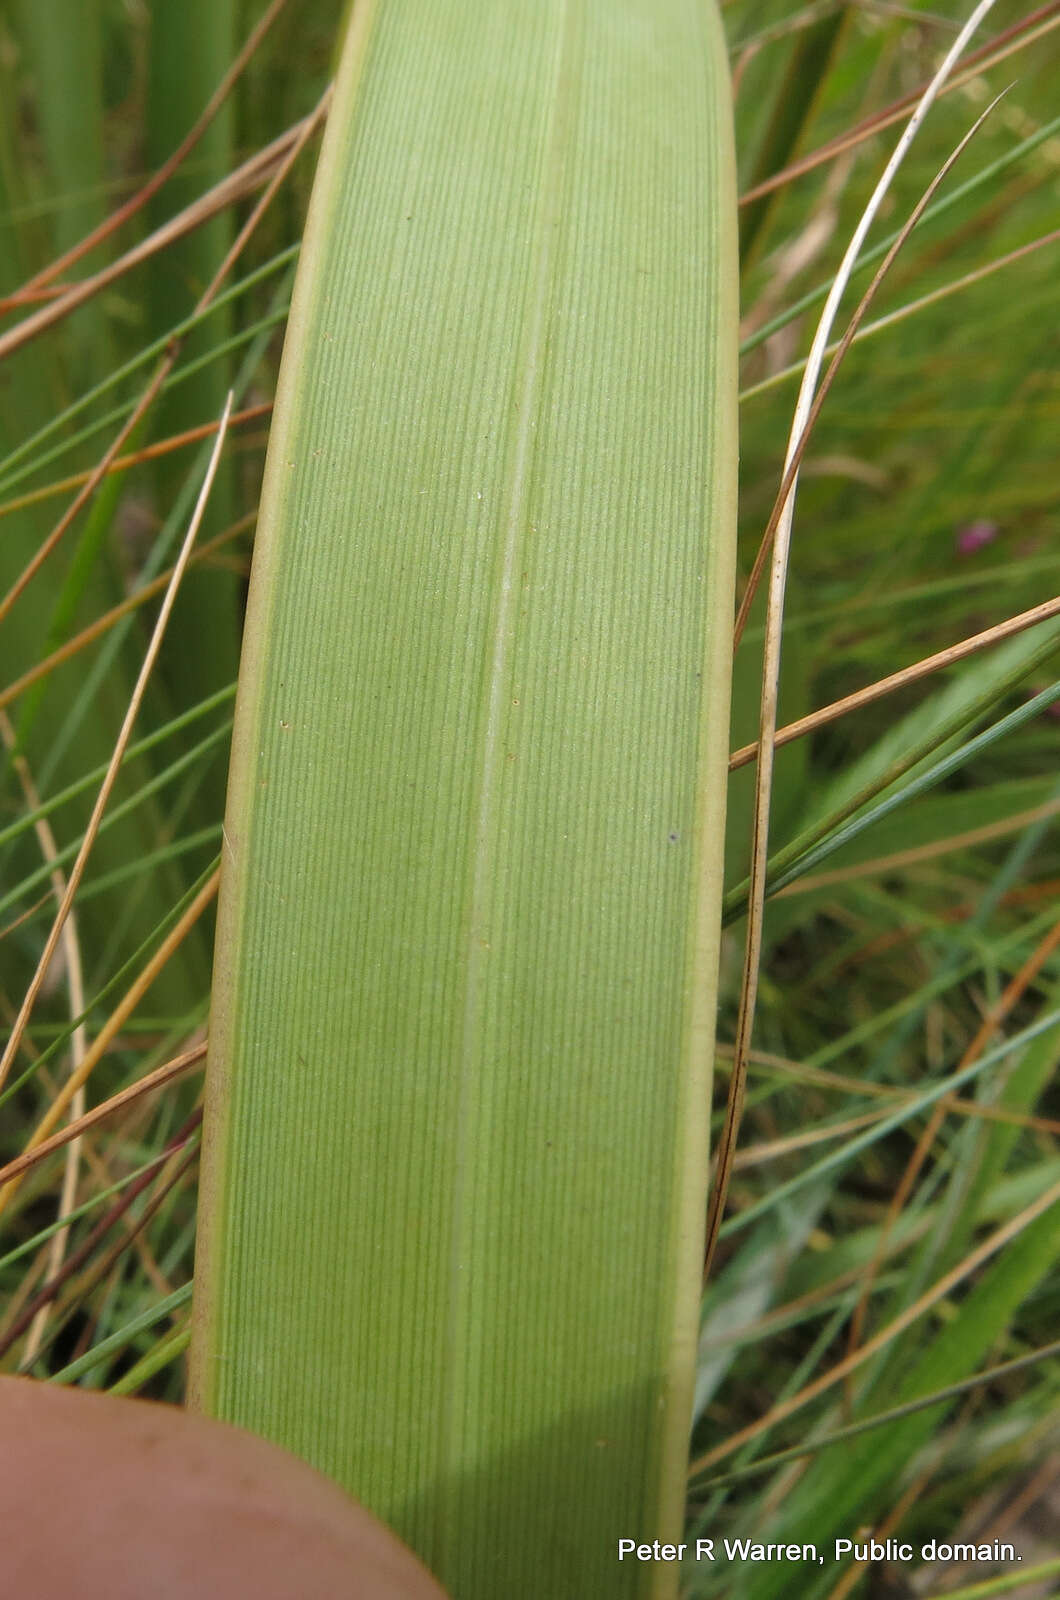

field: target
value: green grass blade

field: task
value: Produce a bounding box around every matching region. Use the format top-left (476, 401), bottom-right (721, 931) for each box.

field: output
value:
top-left (692, 1339), bottom-right (1060, 1489)
top-left (746, 675), bottom-right (1060, 906)
top-left (146, 0), bottom-right (241, 804)
top-left (723, 624), bottom-right (1060, 921)
top-left (191, 1), bottom-right (739, 1592)
top-left (13, 0), bottom-right (111, 380)
top-left (735, 1196), bottom-right (1058, 1600)
top-left (738, 108), bottom-right (1060, 359)
top-left (715, 1008), bottom-right (1060, 1239)
top-left (47, 1282), bottom-right (193, 1386)
top-left (737, 5), bottom-right (849, 273)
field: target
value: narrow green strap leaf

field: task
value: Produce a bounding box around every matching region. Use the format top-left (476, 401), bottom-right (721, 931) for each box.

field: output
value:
top-left (192, 2), bottom-right (738, 1594)
top-left (47, 1284), bottom-right (192, 1386)
top-left (929, 1559), bottom-right (1060, 1600)
top-left (738, 6), bottom-right (849, 272)
top-left (108, 1323), bottom-right (192, 1397)
top-left (692, 1336), bottom-right (1060, 1489)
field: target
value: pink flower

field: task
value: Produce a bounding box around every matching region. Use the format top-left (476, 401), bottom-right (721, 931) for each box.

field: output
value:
top-left (955, 519), bottom-right (999, 555)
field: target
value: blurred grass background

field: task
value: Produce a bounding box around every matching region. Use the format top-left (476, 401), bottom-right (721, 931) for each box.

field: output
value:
top-left (0, 2), bottom-right (1056, 1596)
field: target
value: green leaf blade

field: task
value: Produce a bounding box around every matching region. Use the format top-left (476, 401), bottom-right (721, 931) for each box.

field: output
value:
top-left (192, 2), bottom-right (738, 1593)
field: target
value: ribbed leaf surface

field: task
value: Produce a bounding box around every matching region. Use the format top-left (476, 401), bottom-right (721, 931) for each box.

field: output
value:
top-left (192, 2), bottom-right (737, 1593)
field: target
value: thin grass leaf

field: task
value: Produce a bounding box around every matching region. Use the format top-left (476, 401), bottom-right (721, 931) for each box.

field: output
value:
top-left (13, 0), bottom-right (110, 378)
top-left (738, 107), bottom-right (1060, 358)
top-left (742, 675), bottom-right (1060, 909)
top-left (737, 3), bottom-right (849, 272)
top-left (729, 1196), bottom-right (1059, 1600)
top-left (695, 1338), bottom-right (1060, 1491)
top-left (0, 249), bottom-right (296, 491)
top-left (107, 1322), bottom-right (192, 1396)
top-left (0, 395), bottom-right (231, 1098)
top-left (707, 0), bottom-right (1003, 1282)
top-left (723, 627), bottom-right (1060, 921)
top-left (47, 1281), bottom-right (192, 1386)
top-left (930, 1558), bottom-right (1060, 1600)
top-left (717, 1008), bottom-right (1060, 1240)
top-left (146, 0), bottom-right (240, 798)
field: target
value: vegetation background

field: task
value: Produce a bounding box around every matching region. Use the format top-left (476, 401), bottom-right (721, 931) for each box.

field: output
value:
top-left (0, 1), bottom-right (1056, 1596)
